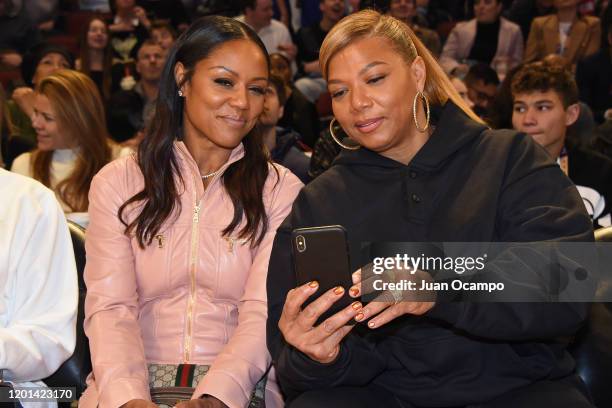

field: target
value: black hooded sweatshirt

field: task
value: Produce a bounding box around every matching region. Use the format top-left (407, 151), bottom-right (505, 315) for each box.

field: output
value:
top-left (266, 102), bottom-right (593, 406)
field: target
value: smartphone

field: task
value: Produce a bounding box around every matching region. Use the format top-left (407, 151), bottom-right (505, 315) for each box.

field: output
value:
top-left (291, 225), bottom-right (355, 325)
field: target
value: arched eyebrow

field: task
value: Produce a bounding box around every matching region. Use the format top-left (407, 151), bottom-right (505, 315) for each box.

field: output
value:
top-left (328, 61), bottom-right (389, 85)
top-left (209, 65), bottom-right (268, 82)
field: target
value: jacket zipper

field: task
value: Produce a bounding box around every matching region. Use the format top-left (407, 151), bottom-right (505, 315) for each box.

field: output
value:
top-left (184, 191), bottom-right (200, 362)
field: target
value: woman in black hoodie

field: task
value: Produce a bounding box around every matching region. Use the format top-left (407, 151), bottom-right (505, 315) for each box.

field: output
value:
top-left (266, 9), bottom-right (595, 408)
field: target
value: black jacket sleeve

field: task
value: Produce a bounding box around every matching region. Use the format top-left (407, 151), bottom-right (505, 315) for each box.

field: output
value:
top-left (427, 134), bottom-right (594, 341)
top-left (266, 196), bottom-right (386, 401)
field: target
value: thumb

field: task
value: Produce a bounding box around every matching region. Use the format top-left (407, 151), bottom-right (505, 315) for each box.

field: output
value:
top-left (351, 268), bottom-right (361, 285)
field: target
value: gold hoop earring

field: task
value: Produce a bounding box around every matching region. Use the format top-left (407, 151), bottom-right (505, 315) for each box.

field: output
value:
top-left (413, 90), bottom-right (430, 133)
top-left (329, 118), bottom-right (360, 150)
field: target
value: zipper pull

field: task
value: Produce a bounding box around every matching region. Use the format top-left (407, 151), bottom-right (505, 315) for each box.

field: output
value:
top-left (223, 237), bottom-right (248, 253)
top-left (193, 205), bottom-right (200, 223)
top-left (225, 237), bottom-right (235, 253)
top-left (155, 234), bottom-right (165, 249)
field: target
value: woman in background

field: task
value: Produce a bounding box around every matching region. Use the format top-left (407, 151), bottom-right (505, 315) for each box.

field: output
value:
top-left (440, 0), bottom-right (523, 78)
top-left (11, 69), bottom-right (129, 226)
top-left (6, 43), bottom-right (73, 146)
top-left (108, 0), bottom-right (151, 62)
top-left (76, 16), bottom-right (121, 101)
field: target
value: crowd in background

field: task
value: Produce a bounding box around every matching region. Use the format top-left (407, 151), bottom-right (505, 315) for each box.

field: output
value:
top-left (1, 0), bottom-right (612, 406)
top-left (1, 0), bottom-right (611, 194)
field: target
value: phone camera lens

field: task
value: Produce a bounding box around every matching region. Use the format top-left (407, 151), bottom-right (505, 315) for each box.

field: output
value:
top-left (296, 235), bottom-right (306, 252)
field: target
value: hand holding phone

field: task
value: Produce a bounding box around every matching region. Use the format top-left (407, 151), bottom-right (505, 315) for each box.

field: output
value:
top-left (292, 225), bottom-right (355, 325)
top-left (278, 227), bottom-right (362, 364)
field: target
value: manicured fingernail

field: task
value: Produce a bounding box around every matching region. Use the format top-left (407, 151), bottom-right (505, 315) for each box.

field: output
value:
top-left (351, 301), bottom-right (362, 310)
top-left (308, 281), bottom-right (318, 288)
top-left (355, 312), bottom-right (364, 321)
top-left (333, 286), bottom-right (344, 295)
top-left (349, 287), bottom-right (359, 296)
top-left (368, 320), bottom-right (376, 328)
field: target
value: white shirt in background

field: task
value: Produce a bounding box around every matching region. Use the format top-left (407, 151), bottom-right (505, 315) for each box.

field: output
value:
top-left (10, 147), bottom-right (132, 227)
top-left (0, 169), bottom-right (78, 408)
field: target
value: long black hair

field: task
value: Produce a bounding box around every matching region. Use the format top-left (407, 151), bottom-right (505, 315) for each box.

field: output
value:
top-left (118, 15), bottom-right (273, 248)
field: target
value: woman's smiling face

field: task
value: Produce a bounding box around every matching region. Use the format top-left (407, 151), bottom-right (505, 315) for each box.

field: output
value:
top-left (178, 39), bottom-right (269, 149)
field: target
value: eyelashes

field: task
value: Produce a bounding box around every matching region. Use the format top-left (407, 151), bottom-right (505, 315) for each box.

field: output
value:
top-left (214, 78), bottom-right (265, 95)
top-left (214, 78), bottom-right (233, 87)
top-left (329, 74), bottom-right (387, 99)
top-left (331, 89), bottom-right (346, 99)
top-left (249, 86), bottom-right (266, 95)
top-left (367, 75), bottom-right (385, 84)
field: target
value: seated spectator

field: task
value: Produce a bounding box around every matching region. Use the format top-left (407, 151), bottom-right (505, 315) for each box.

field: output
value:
top-left (464, 62), bottom-right (500, 120)
top-left (191, 0), bottom-right (242, 19)
top-left (386, 0), bottom-right (441, 57)
top-left (0, 168), bottom-right (77, 404)
top-left (590, 118), bottom-right (612, 159)
top-left (524, 0), bottom-right (601, 69)
top-left (300, 0), bottom-right (324, 28)
top-left (596, 0), bottom-right (609, 17)
top-left (488, 58), bottom-right (596, 137)
top-left (79, 0), bottom-right (111, 12)
top-left (540, 53), bottom-right (597, 148)
top-left (575, 5), bottom-right (611, 123)
top-left (137, 0), bottom-right (189, 30)
top-left (307, 124), bottom-right (341, 179)
top-left (79, 16), bottom-right (302, 408)
top-left (449, 74), bottom-right (475, 108)
top-left (11, 70), bottom-right (130, 226)
top-left (107, 39), bottom-right (163, 144)
top-left (294, 0), bottom-right (344, 103)
top-left (413, 0), bottom-right (454, 29)
top-left (440, 0), bottom-right (524, 78)
top-left (236, 0), bottom-right (298, 64)
top-left (273, 0), bottom-right (291, 28)
top-left (262, 75), bottom-right (311, 183)
top-left (512, 60), bottom-right (612, 226)
top-left (23, 0), bottom-right (59, 33)
top-left (487, 63), bottom-right (525, 129)
top-left (6, 43), bottom-right (74, 146)
top-left (150, 20), bottom-right (177, 56)
top-left (108, 0), bottom-right (151, 62)
top-left (271, 52), bottom-right (321, 147)
top-left (505, 0), bottom-right (555, 40)
top-left (0, 0), bottom-right (41, 69)
top-left (76, 16), bottom-right (122, 101)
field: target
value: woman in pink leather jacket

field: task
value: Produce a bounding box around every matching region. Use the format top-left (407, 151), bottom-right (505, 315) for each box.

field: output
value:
top-left (80, 16), bottom-right (303, 408)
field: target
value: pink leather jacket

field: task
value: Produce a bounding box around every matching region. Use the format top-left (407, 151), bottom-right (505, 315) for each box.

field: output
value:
top-left (80, 142), bottom-right (302, 408)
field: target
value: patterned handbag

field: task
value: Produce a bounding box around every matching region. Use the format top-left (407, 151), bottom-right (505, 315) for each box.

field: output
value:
top-left (148, 364), bottom-right (266, 408)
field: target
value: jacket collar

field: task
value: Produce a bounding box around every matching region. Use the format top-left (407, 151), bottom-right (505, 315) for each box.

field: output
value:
top-left (174, 141), bottom-right (245, 197)
top-left (334, 101), bottom-right (487, 172)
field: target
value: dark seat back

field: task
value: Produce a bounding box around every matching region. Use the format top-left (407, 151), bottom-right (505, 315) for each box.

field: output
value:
top-left (43, 221), bottom-right (91, 399)
top-left (569, 227), bottom-right (612, 407)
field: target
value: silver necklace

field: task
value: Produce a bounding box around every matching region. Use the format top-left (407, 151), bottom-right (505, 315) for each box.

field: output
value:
top-left (200, 168), bottom-right (221, 179)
